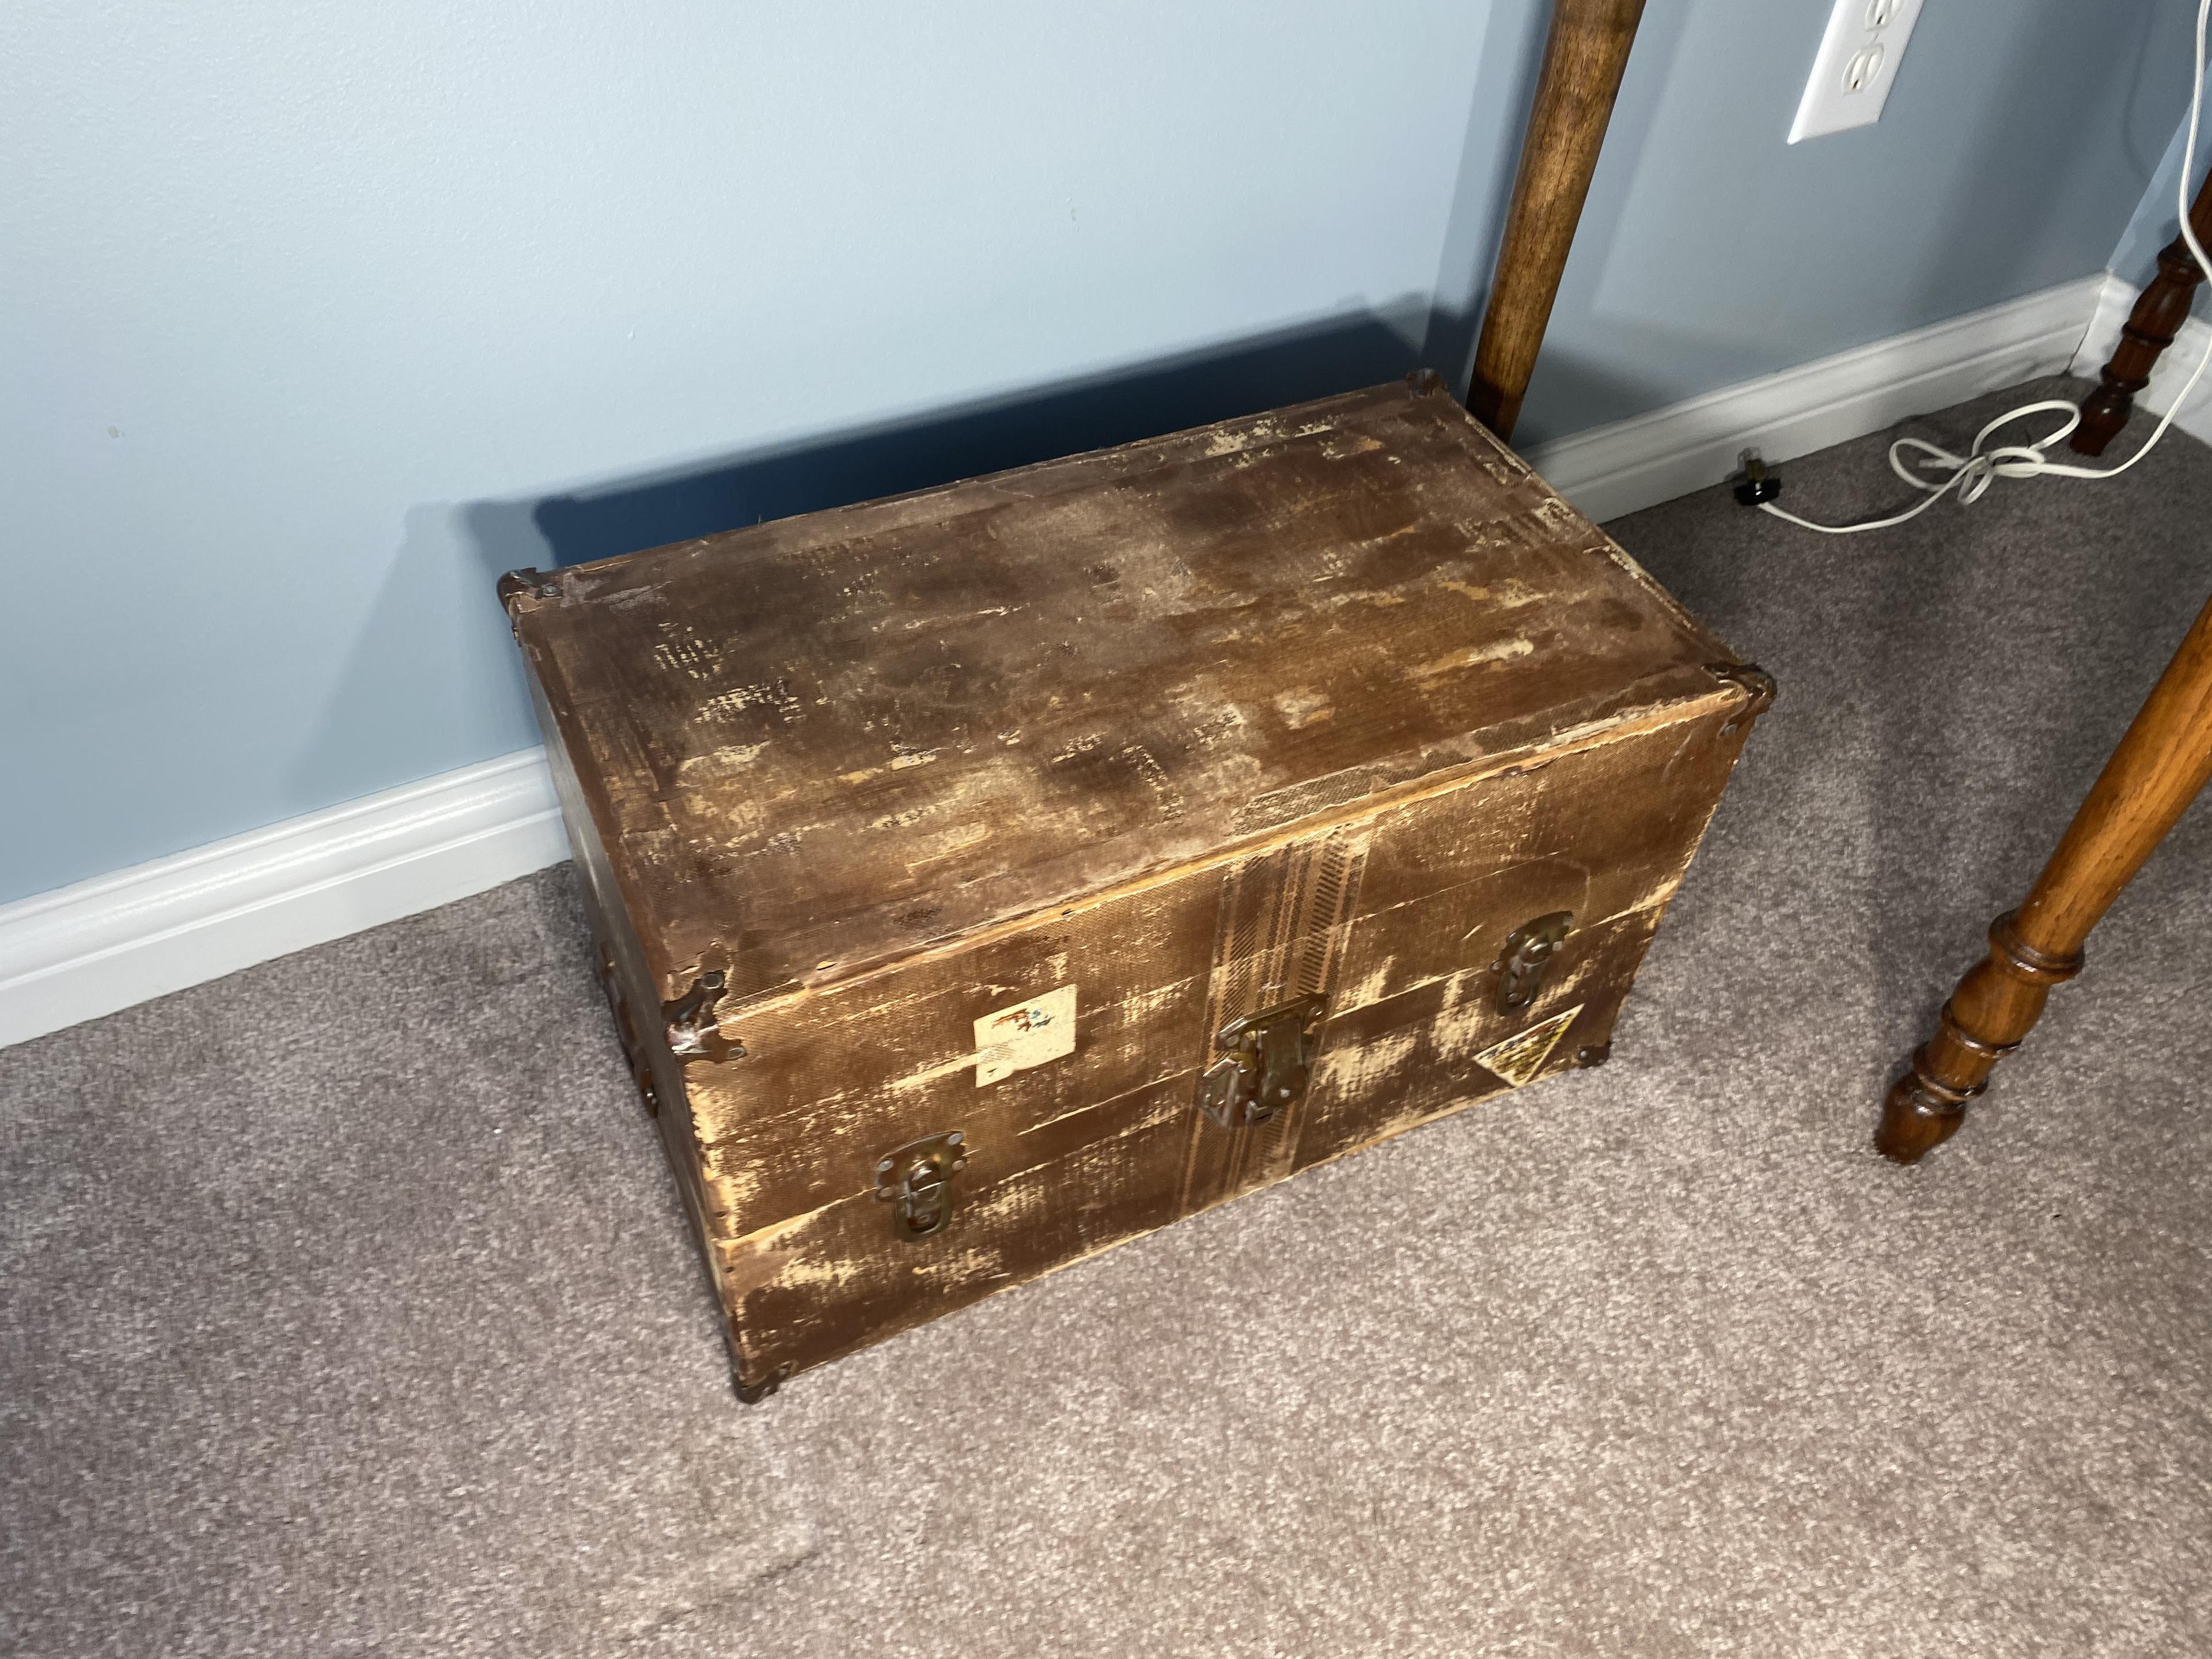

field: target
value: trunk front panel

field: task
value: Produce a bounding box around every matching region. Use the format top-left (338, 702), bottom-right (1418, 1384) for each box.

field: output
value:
top-left (704, 702), bottom-right (1746, 1384)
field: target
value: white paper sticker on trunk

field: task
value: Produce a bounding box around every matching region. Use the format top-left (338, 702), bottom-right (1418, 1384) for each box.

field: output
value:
top-left (974, 984), bottom-right (1077, 1086)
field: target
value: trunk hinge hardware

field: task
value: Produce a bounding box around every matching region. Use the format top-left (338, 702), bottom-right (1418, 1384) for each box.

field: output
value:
top-left (1200, 993), bottom-right (1329, 1128)
top-left (597, 952), bottom-right (661, 1116)
top-left (663, 969), bottom-right (745, 1063)
top-left (1705, 661), bottom-right (1777, 735)
top-left (1495, 912), bottom-right (1574, 1013)
top-left (874, 1131), bottom-right (969, 1241)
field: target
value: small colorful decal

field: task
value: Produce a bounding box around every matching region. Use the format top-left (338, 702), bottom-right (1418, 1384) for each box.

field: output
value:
top-left (974, 984), bottom-right (1078, 1086)
top-left (1473, 1003), bottom-right (1581, 1089)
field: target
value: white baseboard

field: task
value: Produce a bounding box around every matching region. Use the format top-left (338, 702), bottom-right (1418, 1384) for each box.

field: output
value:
top-left (0, 271), bottom-right (2157, 1049)
top-left (1525, 274), bottom-right (2108, 523)
top-left (0, 751), bottom-right (567, 1048)
top-left (2068, 272), bottom-right (2212, 447)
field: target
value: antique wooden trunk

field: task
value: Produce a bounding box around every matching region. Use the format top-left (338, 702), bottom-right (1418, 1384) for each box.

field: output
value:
top-left (498, 377), bottom-right (1772, 1402)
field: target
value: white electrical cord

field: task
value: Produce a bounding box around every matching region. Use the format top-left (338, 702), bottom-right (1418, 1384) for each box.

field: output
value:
top-left (1760, 0), bottom-right (2212, 536)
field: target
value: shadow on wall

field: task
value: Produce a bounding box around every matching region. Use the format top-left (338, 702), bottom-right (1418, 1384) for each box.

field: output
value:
top-left (287, 306), bottom-right (1448, 813)
top-left (288, 299), bottom-right (1671, 818)
top-left (462, 306), bottom-right (1430, 579)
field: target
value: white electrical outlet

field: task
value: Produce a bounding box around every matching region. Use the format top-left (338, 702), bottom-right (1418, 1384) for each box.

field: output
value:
top-left (1788, 0), bottom-right (1923, 143)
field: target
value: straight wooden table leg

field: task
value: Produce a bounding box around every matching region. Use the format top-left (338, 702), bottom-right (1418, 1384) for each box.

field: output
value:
top-left (1878, 591), bottom-right (2212, 1161)
top-left (1465, 0), bottom-right (1646, 442)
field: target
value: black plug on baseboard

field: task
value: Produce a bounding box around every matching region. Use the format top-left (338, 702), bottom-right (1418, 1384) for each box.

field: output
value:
top-left (1732, 448), bottom-right (1782, 506)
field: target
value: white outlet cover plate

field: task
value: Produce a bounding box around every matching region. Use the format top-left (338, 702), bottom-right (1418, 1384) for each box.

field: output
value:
top-left (1789, 0), bottom-right (1923, 143)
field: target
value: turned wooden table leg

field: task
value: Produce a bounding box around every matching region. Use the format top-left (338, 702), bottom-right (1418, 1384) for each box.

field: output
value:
top-left (2073, 164), bottom-right (2212, 456)
top-left (1879, 592), bottom-right (2212, 1161)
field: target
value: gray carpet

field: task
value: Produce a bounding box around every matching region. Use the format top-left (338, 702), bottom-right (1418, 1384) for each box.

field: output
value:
top-left (6, 377), bottom-right (2210, 1657)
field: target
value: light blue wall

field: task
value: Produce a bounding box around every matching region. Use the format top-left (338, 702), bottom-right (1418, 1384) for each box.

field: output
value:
top-left (1, 0), bottom-right (1494, 904)
top-left (1477, 0), bottom-right (2201, 444)
top-left (1, 0), bottom-right (2198, 904)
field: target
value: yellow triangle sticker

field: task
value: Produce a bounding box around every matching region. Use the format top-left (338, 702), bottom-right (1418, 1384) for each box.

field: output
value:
top-left (1474, 1005), bottom-right (1582, 1089)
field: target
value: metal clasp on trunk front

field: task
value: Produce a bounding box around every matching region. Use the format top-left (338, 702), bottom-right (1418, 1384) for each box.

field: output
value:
top-left (1494, 911), bottom-right (1573, 1012)
top-left (1199, 994), bottom-right (1328, 1128)
top-left (873, 1131), bottom-right (968, 1241)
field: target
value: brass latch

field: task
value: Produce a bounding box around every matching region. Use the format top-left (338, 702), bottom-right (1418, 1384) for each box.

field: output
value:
top-left (1495, 911), bottom-right (1573, 1012)
top-left (873, 1131), bottom-right (968, 1241)
top-left (1199, 994), bottom-right (1328, 1128)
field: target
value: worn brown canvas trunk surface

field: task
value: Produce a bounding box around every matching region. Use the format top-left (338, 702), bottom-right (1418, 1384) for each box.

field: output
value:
top-left (501, 378), bottom-right (1772, 1399)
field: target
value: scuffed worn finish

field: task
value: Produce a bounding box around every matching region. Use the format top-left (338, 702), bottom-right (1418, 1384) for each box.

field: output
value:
top-left (504, 378), bottom-right (1770, 1395)
top-left (510, 381), bottom-right (1728, 1005)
